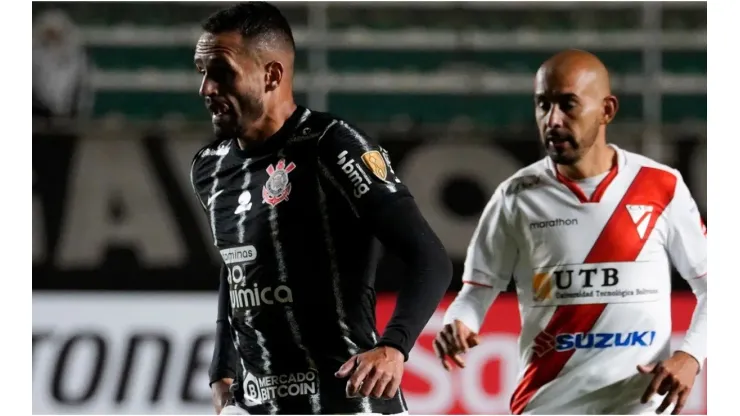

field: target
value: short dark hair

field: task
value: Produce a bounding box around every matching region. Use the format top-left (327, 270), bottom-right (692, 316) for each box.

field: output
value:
top-left (202, 2), bottom-right (295, 52)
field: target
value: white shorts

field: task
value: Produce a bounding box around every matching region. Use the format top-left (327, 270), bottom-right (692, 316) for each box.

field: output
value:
top-left (522, 376), bottom-right (663, 415)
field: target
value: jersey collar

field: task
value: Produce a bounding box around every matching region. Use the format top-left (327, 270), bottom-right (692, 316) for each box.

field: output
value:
top-left (231, 106), bottom-right (309, 158)
top-left (546, 144), bottom-right (625, 203)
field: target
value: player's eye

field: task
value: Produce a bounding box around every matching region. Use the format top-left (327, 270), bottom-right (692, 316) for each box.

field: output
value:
top-left (537, 101), bottom-right (551, 111)
top-left (561, 101), bottom-right (578, 112)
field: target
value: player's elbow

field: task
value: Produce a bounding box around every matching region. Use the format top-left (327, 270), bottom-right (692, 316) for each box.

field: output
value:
top-left (412, 233), bottom-right (453, 288)
top-left (374, 195), bottom-right (453, 287)
top-left (433, 245), bottom-right (454, 283)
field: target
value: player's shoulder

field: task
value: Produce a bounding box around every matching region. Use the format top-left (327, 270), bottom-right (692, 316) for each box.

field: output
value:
top-left (304, 109), bottom-right (374, 146)
top-left (619, 146), bottom-right (683, 183)
top-left (499, 158), bottom-right (551, 198)
top-left (190, 138), bottom-right (232, 180)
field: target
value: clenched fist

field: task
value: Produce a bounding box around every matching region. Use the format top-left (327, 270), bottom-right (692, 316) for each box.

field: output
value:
top-left (433, 319), bottom-right (480, 370)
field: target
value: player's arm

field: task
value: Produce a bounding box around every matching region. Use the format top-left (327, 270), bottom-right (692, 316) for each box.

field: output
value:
top-left (638, 172), bottom-right (706, 415)
top-left (437, 184), bottom-right (518, 369)
top-left (665, 174), bottom-right (707, 369)
top-left (316, 120), bottom-right (452, 358)
top-left (209, 265), bottom-right (238, 413)
top-left (190, 153), bottom-right (237, 413)
top-left (318, 121), bottom-right (452, 398)
top-left (209, 265), bottom-right (238, 383)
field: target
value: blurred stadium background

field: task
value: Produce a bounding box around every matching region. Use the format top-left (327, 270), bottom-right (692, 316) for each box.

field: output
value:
top-left (32, 1), bottom-right (707, 414)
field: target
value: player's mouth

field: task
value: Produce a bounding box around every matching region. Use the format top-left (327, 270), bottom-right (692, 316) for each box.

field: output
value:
top-left (207, 100), bottom-right (232, 122)
top-left (546, 132), bottom-right (575, 151)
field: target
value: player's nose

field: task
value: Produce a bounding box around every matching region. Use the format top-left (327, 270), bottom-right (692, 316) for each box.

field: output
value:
top-left (546, 106), bottom-right (565, 128)
top-left (199, 76), bottom-right (218, 97)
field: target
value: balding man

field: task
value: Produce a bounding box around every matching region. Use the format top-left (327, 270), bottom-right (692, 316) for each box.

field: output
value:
top-left (435, 50), bottom-right (706, 415)
top-left (190, 2), bottom-right (452, 415)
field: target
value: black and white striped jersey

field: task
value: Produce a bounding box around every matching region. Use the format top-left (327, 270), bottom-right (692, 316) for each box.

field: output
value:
top-left (190, 106), bottom-right (410, 414)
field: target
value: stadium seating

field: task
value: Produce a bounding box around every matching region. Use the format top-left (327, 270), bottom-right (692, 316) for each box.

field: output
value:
top-left (33, 1), bottom-right (706, 127)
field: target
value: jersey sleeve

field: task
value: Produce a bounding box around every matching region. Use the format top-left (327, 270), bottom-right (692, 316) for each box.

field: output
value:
top-left (316, 120), bottom-right (410, 221)
top-left (665, 172), bottom-right (707, 280)
top-left (209, 264), bottom-right (238, 385)
top-left (443, 283), bottom-right (499, 334)
top-left (190, 148), bottom-right (208, 213)
top-left (665, 171), bottom-right (707, 369)
top-left (462, 183), bottom-right (518, 290)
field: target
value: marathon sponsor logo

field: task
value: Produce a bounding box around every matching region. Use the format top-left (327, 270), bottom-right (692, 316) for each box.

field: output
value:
top-left (243, 370), bottom-right (318, 404)
top-left (220, 246), bottom-right (258, 264)
top-left (337, 150), bottom-right (372, 198)
top-left (529, 218), bottom-right (578, 230)
top-left (531, 262), bottom-right (666, 306)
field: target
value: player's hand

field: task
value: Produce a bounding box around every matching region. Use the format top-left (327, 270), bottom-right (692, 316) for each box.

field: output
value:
top-left (637, 351), bottom-right (700, 414)
top-left (211, 378), bottom-right (234, 414)
top-left (335, 346), bottom-right (404, 399)
top-left (433, 319), bottom-right (480, 370)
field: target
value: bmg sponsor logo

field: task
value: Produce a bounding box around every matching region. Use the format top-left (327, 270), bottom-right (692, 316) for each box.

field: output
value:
top-left (244, 371), bottom-right (318, 404)
top-left (337, 150), bottom-right (371, 198)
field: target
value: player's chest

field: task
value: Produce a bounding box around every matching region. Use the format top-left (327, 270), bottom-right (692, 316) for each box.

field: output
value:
top-left (206, 155), bottom-right (320, 244)
top-left (512, 175), bottom-right (671, 265)
top-left (512, 176), bottom-right (675, 307)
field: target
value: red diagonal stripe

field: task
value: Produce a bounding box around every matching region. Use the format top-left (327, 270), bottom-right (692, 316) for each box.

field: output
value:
top-left (510, 167), bottom-right (677, 414)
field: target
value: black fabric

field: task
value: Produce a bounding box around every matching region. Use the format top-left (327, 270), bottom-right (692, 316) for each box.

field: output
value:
top-left (192, 106), bottom-right (448, 414)
top-left (209, 264), bottom-right (238, 386)
top-left (369, 196), bottom-right (453, 360)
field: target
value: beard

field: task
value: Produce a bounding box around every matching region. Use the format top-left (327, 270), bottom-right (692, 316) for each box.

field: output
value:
top-left (212, 91), bottom-right (265, 140)
top-left (543, 122), bottom-right (600, 166)
top-left (543, 131), bottom-right (580, 165)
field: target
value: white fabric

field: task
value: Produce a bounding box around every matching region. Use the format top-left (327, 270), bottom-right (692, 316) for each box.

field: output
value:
top-left (443, 145), bottom-right (707, 414)
top-left (220, 404), bottom-right (249, 415)
top-left (442, 282), bottom-right (499, 333)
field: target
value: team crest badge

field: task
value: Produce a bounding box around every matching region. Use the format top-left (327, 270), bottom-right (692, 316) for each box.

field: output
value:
top-left (263, 159), bottom-right (296, 207)
top-left (361, 150), bottom-right (387, 181)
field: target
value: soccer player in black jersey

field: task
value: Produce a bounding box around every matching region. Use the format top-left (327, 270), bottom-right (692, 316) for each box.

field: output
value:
top-left (189, 2), bottom-right (452, 415)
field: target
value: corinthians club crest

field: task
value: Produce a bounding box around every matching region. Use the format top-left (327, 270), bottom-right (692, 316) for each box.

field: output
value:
top-left (263, 159), bottom-right (296, 207)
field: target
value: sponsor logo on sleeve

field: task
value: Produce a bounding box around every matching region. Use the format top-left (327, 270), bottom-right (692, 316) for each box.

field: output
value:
top-left (361, 150), bottom-right (388, 181)
top-left (336, 150), bottom-right (371, 198)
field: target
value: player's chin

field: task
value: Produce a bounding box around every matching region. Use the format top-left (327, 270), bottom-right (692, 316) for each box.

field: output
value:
top-left (212, 120), bottom-right (240, 140)
top-left (548, 150), bottom-right (580, 166)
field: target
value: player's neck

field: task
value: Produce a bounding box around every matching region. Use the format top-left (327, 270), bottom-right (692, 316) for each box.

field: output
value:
top-left (556, 142), bottom-right (616, 180)
top-left (237, 100), bottom-right (298, 149)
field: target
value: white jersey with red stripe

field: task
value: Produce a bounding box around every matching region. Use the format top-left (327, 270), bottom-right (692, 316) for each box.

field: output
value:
top-left (449, 145), bottom-right (707, 414)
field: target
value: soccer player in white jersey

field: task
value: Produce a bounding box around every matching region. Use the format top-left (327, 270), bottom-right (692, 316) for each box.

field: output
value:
top-left (434, 49), bottom-right (706, 415)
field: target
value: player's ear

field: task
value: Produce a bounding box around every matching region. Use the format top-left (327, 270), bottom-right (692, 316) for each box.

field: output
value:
top-left (602, 95), bottom-right (619, 125)
top-left (264, 61), bottom-right (284, 92)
